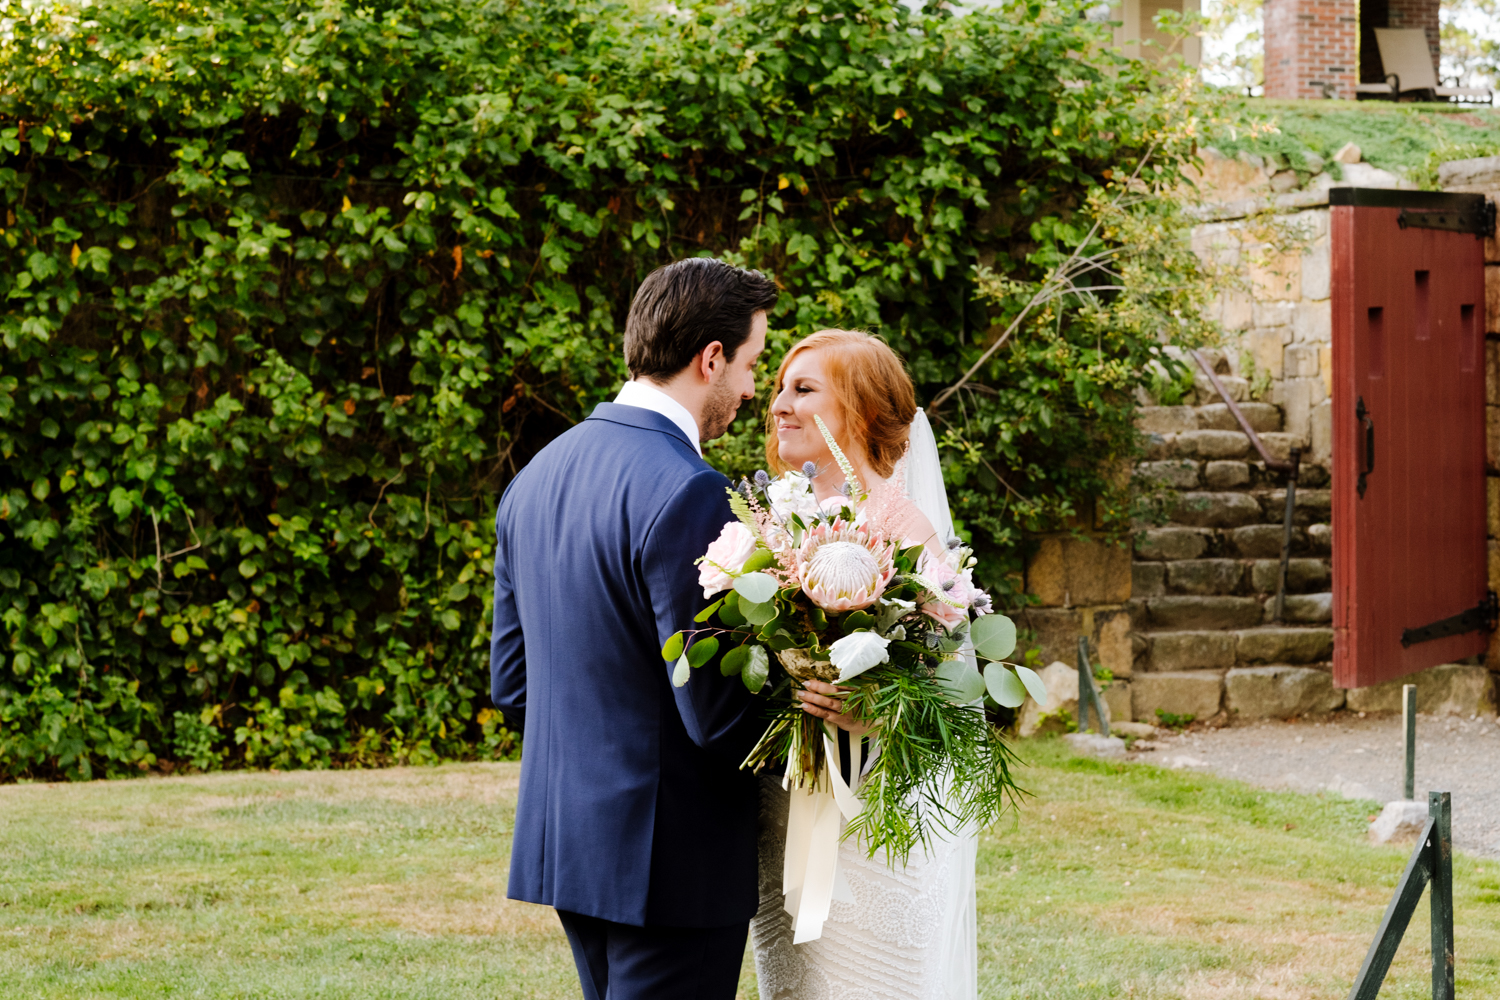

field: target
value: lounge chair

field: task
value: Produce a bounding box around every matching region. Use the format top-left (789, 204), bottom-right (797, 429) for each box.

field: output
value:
top-left (1353, 28), bottom-right (1493, 104)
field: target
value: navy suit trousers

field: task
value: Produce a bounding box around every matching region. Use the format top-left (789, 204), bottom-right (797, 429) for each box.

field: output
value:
top-left (556, 910), bottom-right (747, 1000)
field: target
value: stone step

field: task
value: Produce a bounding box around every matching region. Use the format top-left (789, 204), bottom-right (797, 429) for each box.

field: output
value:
top-left (1136, 402), bottom-right (1284, 435)
top-left (1160, 489), bottom-right (1333, 529)
top-left (1143, 430), bottom-right (1303, 463)
top-left (1134, 524), bottom-right (1331, 561)
top-left (1132, 558), bottom-right (1331, 599)
top-left (1134, 626), bottom-right (1336, 671)
top-left (1139, 459), bottom-right (1331, 493)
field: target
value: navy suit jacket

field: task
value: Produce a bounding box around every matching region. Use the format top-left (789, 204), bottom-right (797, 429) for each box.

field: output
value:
top-left (490, 402), bottom-right (765, 928)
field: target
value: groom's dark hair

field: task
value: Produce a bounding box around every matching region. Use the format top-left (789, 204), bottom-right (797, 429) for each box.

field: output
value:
top-left (624, 258), bottom-right (778, 381)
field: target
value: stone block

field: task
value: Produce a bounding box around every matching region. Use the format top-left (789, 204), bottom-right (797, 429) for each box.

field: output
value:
top-left (1139, 459), bottom-right (1200, 489)
top-left (1026, 535), bottom-right (1132, 607)
top-left (1293, 299), bottom-right (1333, 343)
top-left (1191, 223), bottom-right (1244, 267)
top-left (1272, 379), bottom-right (1323, 446)
top-left (1102, 680), bottom-right (1132, 721)
top-left (1253, 300), bottom-right (1297, 330)
top-left (1236, 627), bottom-right (1334, 664)
top-left (1096, 608), bottom-right (1135, 679)
top-left (1492, 538), bottom-right (1500, 593)
top-left (1276, 592), bottom-right (1333, 623)
top-left (1489, 267), bottom-right (1500, 333)
top-left (1142, 433), bottom-right (1175, 460)
top-left (1196, 402), bottom-right (1282, 433)
top-left (1204, 460), bottom-right (1250, 490)
top-left (1229, 524), bottom-right (1299, 558)
top-left (1019, 660), bottom-right (1115, 737)
top-left (1171, 491), bottom-right (1264, 528)
top-left (1193, 373), bottom-right (1249, 405)
top-left (1146, 630), bottom-right (1238, 671)
top-left (1249, 558), bottom-right (1330, 593)
top-left (1218, 290), bottom-right (1255, 331)
top-left (1489, 477), bottom-right (1499, 539)
top-left (1301, 242), bottom-right (1331, 300)
top-left (1226, 666), bottom-right (1344, 718)
top-left (1311, 398), bottom-right (1333, 465)
top-left (1489, 406), bottom-right (1499, 474)
top-left (1284, 343), bottom-right (1320, 378)
top-left (1306, 523), bottom-right (1332, 553)
top-left (1487, 339), bottom-right (1498, 406)
top-left (1135, 527), bottom-right (1210, 561)
top-left (1145, 596), bottom-right (1265, 630)
top-left (1437, 154), bottom-right (1500, 188)
top-left (1132, 671), bottom-right (1225, 722)
top-left (1244, 327), bottom-right (1288, 380)
top-left (1018, 607), bottom-right (1084, 667)
top-left (1166, 559), bottom-right (1244, 595)
top-left (1320, 347), bottom-right (1333, 397)
top-left (1174, 431), bottom-right (1251, 460)
top-left (1136, 406), bottom-right (1199, 435)
top-left (1132, 561), bottom-right (1165, 598)
top-left (1343, 663), bottom-right (1497, 717)
top-left (1250, 250), bottom-right (1302, 301)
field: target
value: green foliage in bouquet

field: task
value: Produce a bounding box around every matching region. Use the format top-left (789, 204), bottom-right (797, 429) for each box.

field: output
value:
top-left (0, 0), bottom-right (1222, 779)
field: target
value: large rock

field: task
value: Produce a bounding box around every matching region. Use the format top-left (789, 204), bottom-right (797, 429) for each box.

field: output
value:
top-left (1144, 596), bottom-right (1265, 630)
top-left (1063, 732), bottom-right (1126, 758)
top-left (1344, 663), bottom-right (1498, 716)
top-left (1196, 402), bottom-right (1281, 433)
top-left (1225, 665), bottom-right (1344, 718)
top-left (1136, 406), bottom-right (1199, 434)
top-left (1369, 800), bottom-right (1430, 845)
top-left (1175, 430), bottom-right (1252, 460)
top-left (1236, 627), bottom-right (1334, 664)
top-left (1132, 671), bottom-right (1224, 722)
top-left (1228, 523), bottom-right (1302, 558)
top-left (1437, 155), bottom-right (1500, 189)
top-left (1166, 559), bottom-right (1244, 595)
top-left (1018, 660), bottom-right (1113, 737)
top-left (1146, 630), bottom-right (1238, 671)
top-left (1025, 535), bottom-right (1131, 607)
top-left (1139, 459), bottom-right (1201, 489)
top-left (1249, 558), bottom-right (1331, 593)
top-left (1305, 523), bottom-right (1332, 554)
top-left (1101, 680), bottom-right (1132, 721)
top-left (1135, 527), bottom-right (1210, 561)
top-left (1172, 492), bottom-right (1265, 528)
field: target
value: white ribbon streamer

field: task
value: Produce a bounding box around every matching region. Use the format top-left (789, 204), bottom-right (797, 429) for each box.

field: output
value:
top-left (782, 730), bottom-right (865, 943)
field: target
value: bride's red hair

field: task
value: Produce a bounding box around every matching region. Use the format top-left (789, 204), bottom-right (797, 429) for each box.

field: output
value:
top-left (765, 329), bottom-right (917, 479)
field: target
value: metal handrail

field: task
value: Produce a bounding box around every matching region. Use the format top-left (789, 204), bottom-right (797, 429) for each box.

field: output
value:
top-left (1187, 350), bottom-right (1304, 624)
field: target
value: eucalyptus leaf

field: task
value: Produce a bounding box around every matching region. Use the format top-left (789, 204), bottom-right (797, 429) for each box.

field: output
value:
top-left (935, 658), bottom-right (986, 704)
top-left (661, 632), bottom-right (684, 662)
top-left (1014, 664), bottom-right (1049, 704)
top-left (742, 548), bottom-right (775, 573)
top-left (732, 572), bottom-right (777, 605)
top-left (742, 599), bottom-right (777, 627)
top-left (685, 635), bottom-right (719, 669)
top-left (984, 664), bottom-right (1028, 708)
top-left (671, 654), bottom-right (691, 687)
top-left (742, 645), bottom-right (770, 694)
top-left (971, 614), bottom-right (1017, 661)
top-left (720, 644), bottom-right (749, 677)
top-left (717, 601), bottom-right (746, 628)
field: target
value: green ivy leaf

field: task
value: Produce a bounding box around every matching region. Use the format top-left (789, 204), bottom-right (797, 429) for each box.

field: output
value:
top-left (742, 645), bottom-right (770, 694)
top-left (661, 632), bottom-right (685, 662)
top-left (720, 644), bottom-right (749, 676)
top-left (685, 635), bottom-right (719, 669)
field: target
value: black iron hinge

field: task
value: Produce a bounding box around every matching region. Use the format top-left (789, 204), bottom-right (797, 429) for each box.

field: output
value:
top-left (1397, 200), bottom-right (1497, 239)
top-left (1401, 591), bottom-right (1500, 648)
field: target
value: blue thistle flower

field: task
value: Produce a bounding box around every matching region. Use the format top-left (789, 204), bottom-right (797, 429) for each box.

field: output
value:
top-left (802, 461), bottom-right (817, 477)
top-left (753, 469), bottom-right (771, 488)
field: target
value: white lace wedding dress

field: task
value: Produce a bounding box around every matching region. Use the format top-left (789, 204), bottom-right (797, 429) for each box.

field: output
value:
top-left (750, 411), bottom-right (979, 1000)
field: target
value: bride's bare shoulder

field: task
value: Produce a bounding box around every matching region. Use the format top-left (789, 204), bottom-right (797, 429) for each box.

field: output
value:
top-left (867, 474), bottom-right (938, 551)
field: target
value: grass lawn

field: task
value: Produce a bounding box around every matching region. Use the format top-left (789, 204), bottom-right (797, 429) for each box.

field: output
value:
top-left (2, 737), bottom-right (1498, 999)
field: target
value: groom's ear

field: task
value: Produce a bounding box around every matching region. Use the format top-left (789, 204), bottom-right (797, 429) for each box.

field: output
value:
top-left (696, 341), bottom-right (727, 382)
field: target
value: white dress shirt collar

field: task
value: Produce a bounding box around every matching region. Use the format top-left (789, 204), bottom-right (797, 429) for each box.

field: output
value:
top-left (614, 380), bottom-right (702, 456)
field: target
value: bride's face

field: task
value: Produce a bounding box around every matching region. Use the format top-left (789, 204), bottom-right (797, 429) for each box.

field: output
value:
top-left (771, 348), bottom-right (849, 472)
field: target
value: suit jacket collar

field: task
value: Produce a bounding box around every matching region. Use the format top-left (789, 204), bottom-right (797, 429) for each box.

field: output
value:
top-left (587, 402), bottom-right (701, 454)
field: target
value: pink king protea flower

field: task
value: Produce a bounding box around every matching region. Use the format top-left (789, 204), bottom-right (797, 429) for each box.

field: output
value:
top-left (796, 519), bottom-right (896, 613)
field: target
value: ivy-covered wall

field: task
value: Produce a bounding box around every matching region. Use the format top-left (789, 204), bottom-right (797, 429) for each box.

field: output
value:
top-left (0, 0), bottom-right (1202, 779)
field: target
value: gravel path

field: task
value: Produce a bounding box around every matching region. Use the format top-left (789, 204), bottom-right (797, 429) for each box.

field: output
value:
top-left (1129, 713), bottom-right (1500, 860)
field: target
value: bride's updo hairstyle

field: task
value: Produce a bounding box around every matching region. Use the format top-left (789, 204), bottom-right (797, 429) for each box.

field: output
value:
top-left (766, 329), bottom-right (917, 479)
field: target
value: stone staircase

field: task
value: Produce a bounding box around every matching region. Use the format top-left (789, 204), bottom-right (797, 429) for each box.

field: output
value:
top-left (1127, 394), bottom-right (1340, 723)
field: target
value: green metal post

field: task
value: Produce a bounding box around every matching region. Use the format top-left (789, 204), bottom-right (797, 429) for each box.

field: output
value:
top-left (1430, 791), bottom-right (1454, 1000)
top-left (1403, 684), bottom-right (1417, 800)
top-left (1075, 635), bottom-right (1108, 736)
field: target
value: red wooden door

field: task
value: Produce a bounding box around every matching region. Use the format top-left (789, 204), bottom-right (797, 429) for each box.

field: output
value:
top-left (1331, 188), bottom-right (1492, 689)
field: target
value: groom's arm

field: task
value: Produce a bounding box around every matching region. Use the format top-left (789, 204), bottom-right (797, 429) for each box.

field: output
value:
top-left (489, 500), bottom-right (526, 736)
top-left (642, 468), bottom-right (765, 763)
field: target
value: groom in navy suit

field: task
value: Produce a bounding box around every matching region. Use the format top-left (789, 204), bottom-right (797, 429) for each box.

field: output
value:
top-left (491, 258), bottom-right (779, 999)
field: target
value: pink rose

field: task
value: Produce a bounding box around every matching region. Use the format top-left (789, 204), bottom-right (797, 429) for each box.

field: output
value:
top-left (699, 521), bottom-right (758, 599)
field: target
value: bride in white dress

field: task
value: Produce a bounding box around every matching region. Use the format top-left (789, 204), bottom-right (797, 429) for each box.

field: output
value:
top-left (750, 329), bottom-right (978, 1000)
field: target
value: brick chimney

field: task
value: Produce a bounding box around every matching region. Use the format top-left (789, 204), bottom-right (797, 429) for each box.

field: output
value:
top-left (1263, 0), bottom-right (1357, 99)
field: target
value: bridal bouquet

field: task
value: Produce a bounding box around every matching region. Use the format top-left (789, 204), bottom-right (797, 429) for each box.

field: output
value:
top-left (663, 418), bottom-right (1045, 861)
